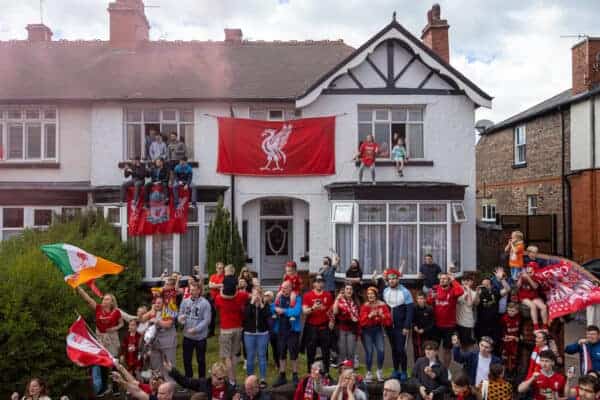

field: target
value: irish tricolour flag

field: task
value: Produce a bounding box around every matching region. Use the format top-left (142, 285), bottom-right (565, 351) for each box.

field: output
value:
top-left (41, 243), bottom-right (123, 288)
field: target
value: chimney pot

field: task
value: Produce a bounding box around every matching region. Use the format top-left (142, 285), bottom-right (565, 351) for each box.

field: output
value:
top-left (26, 24), bottom-right (53, 42)
top-left (224, 28), bottom-right (243, 43)
top-left (421, 3), bottom-right (450, 64)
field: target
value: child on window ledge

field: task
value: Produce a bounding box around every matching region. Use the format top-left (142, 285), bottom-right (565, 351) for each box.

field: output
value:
top-left (391, 136), bottom-right (407, 176)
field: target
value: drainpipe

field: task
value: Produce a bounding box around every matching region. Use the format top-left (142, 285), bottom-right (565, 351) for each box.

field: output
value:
top-left (560, 108), bottom-right (566, 256)
top-left (591, 97), bottom-right (597, 258)
top-left (229, 104), bottom-right (236, 244)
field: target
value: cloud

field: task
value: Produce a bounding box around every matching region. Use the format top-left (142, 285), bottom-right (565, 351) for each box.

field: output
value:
top-left (1, 0), bottom-right (598, 124)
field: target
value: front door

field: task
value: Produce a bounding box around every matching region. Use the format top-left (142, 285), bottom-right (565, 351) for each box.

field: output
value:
top-left (261, 219), bottom-right (293, 280)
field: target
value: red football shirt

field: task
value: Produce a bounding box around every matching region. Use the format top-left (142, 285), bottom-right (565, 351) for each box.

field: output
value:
top-left (122, 332), bottom-right (141, 370)
top-left (283, 273), bottom-right (303, 294)
top-left (532, 372), bottom-right (565, 400)
top-left (302, 290), bottom-right (333, 326)
top-left (427, 280), bottom-right (464, 328)
top-left (359, 142), bottom-right (379, 166)
top-left (95, 304), bottom-right (122, 333)
top-left (215, 291), bottom-right (249, 329)
top-left (209, 273), bottom-right (225, 299)
top-left (211, 386), bottom-right (226, 400)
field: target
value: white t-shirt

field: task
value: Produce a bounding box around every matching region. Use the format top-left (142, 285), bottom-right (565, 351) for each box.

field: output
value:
top-left (456, 288), bottom-right (477, 328)
top-left (475, 353), bottom-right (492, 386)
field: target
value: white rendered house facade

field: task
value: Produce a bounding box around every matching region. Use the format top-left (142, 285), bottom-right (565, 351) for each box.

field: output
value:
top-left (0, 4), bottom-right (491, 281)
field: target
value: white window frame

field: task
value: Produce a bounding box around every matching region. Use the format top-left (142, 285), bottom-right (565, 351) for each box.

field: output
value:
top-left (331, 200), bottom-right (460, 278)
top-left (452, 203), bottom-right (467, 223)
top-left (0, 106), bottom-right (58, 162)
top-left (481, 203), bottom-right (497, 222)
top-left (268, 109), bottom-right (284, 121)
top-left (332, 203), bottom-right (354, 223)
top-left (249, 107), bottom-right (302, 121)
top-left (527, 195), bottom-right (538, 215)
top-left (0, 206), bottom-right (69, 240)
top-left (514, 124), bottom-right (526, 165)
top-left (124, 107), bottom-right (194, 160)
top-left (357, 106), bottom-right (425, 160)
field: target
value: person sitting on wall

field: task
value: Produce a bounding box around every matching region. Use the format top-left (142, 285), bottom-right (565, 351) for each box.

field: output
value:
top-left (120, 156), bottom-right (147, 206)
top-left (354, 134), bottom-right (379, 185)
top-left (145, 158), bottom-right (170, 208)
top-left (173, 157), bottom-right (193, 208)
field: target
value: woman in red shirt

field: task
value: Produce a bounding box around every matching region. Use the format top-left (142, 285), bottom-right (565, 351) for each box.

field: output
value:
top-left (77, 286), bottom-right (123, 394)
top-left (333, 284), bottom-right (360, 366)
top-left (359, 287), bottom-right (391, 382)
top-left (517, 267), bottom-right (548, 332)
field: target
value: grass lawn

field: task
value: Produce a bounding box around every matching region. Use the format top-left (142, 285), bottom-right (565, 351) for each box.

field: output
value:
top-left (173, 330), bottom-right (397, 385)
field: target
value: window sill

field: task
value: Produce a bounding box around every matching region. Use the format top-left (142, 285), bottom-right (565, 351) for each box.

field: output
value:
top-left (354, 160), bottom-right (434, 167)
top-left (0, 162), bottom-right (60, 169)
top-left (512, 162), bottom-right (527, 169)
top-left (118, 161), bottom-right (199, 168)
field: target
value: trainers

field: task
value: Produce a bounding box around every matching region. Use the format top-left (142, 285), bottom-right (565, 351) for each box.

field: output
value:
top-left (399, 371), bottom-right (408, 382)
top-left (292, 373), bottom-right (299, 386)
top-left (273, 374), bottom-right (287, 387)
top-left (376, 369), bottom-right (384, 382)
top-left (365, 371), bottom-right (373, 383)
top-left (259, 380), bottom-right (268, 389)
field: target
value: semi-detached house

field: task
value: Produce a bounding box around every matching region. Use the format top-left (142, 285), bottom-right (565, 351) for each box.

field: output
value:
top-left (0, 0), bottom-right (491, 282)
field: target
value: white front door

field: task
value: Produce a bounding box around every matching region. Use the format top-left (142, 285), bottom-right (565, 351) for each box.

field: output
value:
top-left (261, 219), bottom-right (293, 280)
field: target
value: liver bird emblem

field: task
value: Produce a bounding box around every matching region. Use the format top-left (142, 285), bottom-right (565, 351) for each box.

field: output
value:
top-left (260, 124), bottom-right (293, 171)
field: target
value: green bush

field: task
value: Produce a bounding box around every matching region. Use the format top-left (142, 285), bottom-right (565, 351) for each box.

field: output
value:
top-left (0, 211), bottom-right (145, 398)
top-left (205, 197), bottom-right (246, 275)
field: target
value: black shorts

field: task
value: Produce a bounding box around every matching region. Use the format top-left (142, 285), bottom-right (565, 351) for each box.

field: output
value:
top-left (432, 326), bottom-right (455, 349)
top-left (277, 331), bottom-right (299, 360)
top-left (456, 325), bottom-right (475, 346)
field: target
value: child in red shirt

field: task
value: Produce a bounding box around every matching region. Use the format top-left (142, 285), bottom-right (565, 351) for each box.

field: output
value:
top-left (355, 134), bottom-right (379, 184)
top-left (276, 261), bottom-right (303, 321)
top-left (500, 302), bottom-right (521, 374)
top-left (120, 319), bottom-right (141, 374)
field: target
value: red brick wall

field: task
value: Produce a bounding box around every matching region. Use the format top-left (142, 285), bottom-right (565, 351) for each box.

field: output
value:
top-left (572, 39), bottom-right (600, 95)
top-left (569, 170), bottom-right (600, 263)
top-left (422, 26), bottom-right (449, 63)
top-left (476, 110), bottom-right (570, 254)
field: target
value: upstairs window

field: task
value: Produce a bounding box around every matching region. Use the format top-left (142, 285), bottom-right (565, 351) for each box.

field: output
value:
top-left (482, 203), bottom-right (496, 222)
top-left (527, 195), bottom-right (538, 215)
top-left (125, 108), bottom-right (194, 160)
top-left (0, 107), bottom-right (57, 161)
top-left (249, 108), bottom-right (302, 121)
top-left (358, 107), bottom-right (424, 159)
top-left (514, 125), bottom-right (526, 165)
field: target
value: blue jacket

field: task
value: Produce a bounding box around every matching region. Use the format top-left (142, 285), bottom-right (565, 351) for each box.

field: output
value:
top-left (565, 340), bottom-right (600, 374)
top-left (174, 163), bottom-right (193, 185)
top-left (452, 347), bottom-right (502, 385)
top-left (270, 295), bottom-right (302, 333)
top-left (383, 285), bottom-right (414, 330)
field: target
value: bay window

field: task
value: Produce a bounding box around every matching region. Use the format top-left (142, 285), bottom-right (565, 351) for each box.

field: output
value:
top-left (0, 107), bottom-right (57, 161)
top-left (357, 107), bottom-right (424, 159)
top-left (333, 201), bottom-right (463, 275)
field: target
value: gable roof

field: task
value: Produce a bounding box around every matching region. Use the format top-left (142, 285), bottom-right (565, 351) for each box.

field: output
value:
top-left (296, 19), bottom-right (492, 108)
top-left (483, 89), bottom-right (573, 135)
top-left (0, 40), bottom-right (354, 102)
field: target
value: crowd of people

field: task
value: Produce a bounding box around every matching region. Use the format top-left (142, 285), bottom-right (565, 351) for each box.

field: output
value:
top-left (120, 129), bottom-right (194, 208)
top-left (12, 230), bottom-right (600, 400)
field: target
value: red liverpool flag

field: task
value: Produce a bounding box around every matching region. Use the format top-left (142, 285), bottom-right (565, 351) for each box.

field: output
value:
top-left (217, 116), bottom-right (335, 176)
top-left (127, 185), bottom-right (189, 236)
top-left (531, 258), bottom-right (600, 321)
top-left (66, 317), bottom-right (115, 367)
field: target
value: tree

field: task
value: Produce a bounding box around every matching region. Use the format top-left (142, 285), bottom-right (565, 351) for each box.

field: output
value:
top-left (205, 197), bottom-right (246, 275)
top-left (0, 211), bottom-right (145, 398)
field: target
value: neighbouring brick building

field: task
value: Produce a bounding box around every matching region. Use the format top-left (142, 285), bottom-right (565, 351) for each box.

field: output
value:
top-left (476, 37), bottom-right (600, 266)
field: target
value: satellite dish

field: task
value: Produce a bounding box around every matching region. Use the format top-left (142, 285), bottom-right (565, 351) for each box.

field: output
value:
top-left (475, 119), bottom-right (494, 134)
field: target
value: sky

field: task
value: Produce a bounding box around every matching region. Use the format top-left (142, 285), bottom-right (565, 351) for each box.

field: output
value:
top-left (1, 0), bottom-right (599, 124)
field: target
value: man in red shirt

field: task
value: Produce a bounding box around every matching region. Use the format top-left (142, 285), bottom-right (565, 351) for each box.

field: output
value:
top-left (518, 350), bottom-right (566, 400)
top-left (215, 288), bottom-right (249, 385)
top-left (355, 134), bottom-right (379, 184)
top-left (427, 272), bottom-right (464, 367)
top-left (208, 262), bottom-right (225, 336)
top-left (302, 275), bottom-right (334, 376)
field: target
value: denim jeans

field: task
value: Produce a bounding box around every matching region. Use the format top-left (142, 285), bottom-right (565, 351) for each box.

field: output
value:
top-left (173, 182), bottom-right (196, 207)
top-left (338, 330), bottom-right (357, 363)
top-left (182, 337), bottom-right (207, 378)
top-left (358, 163), bottom-right (376, 183)
top-left (244, 332), bottom-right (269, 379)
top-left (91, 365), bottom-right (103, 394)
top-left (362, 326), bottom-right (385, 370)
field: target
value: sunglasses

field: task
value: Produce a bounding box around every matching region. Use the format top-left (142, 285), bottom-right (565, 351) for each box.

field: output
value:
top-left (212, 374), bottom-right (226, 381)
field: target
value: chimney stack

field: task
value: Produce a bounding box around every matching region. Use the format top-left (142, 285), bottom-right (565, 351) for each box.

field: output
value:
top-left (224, 28), bottom-right (243, 44)
top-left (421, 4), bottom-right (450, 63)
top-left (108, 0), bottom-right (150, 48)
top-left (572, 38), bottom-right (600, 95)
top-left (26, 24), bottom-right (53, 42)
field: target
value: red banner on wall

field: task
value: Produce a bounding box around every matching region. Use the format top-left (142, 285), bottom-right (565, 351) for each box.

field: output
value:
top-left (127, 185), bottom-right (189, 236)
top-left (217, 116), bottom-right (335, 176)
top-left (532, 259), bottom-right (600, 321)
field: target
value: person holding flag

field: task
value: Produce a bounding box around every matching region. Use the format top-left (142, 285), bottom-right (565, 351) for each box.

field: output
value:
top-left (76, 286), bottom-right (123, 395)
